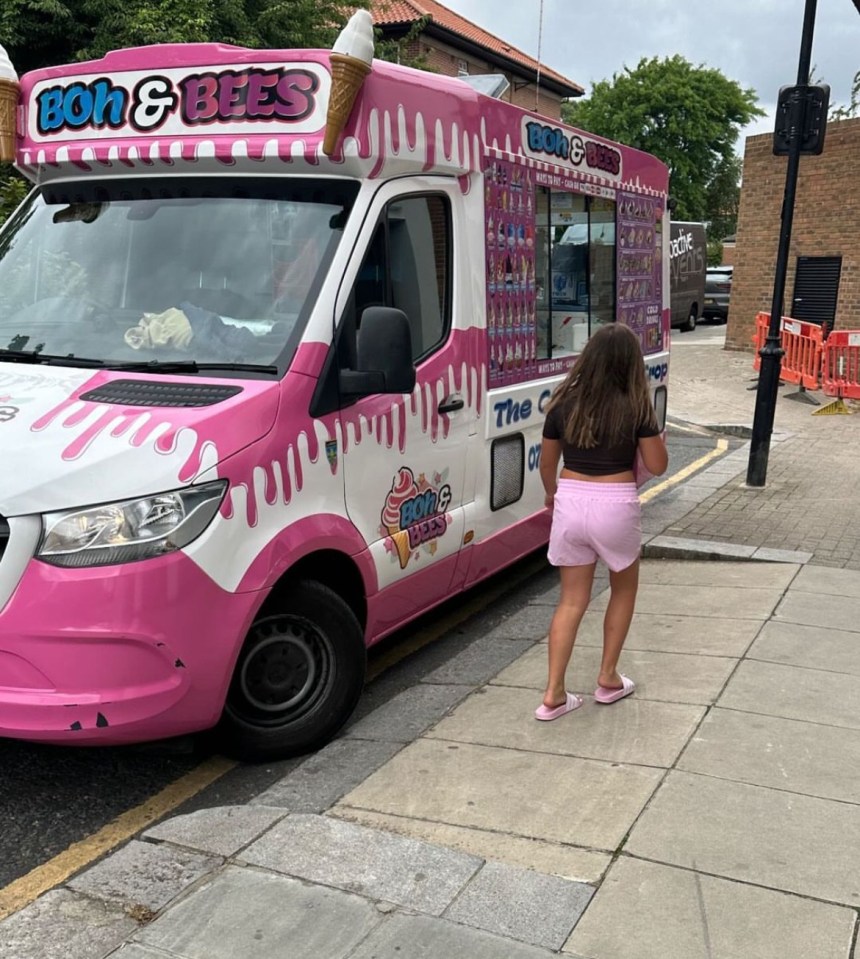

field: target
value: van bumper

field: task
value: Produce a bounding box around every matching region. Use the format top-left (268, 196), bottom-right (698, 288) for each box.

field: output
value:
top-left (0, 553), bottom-right (264, 745)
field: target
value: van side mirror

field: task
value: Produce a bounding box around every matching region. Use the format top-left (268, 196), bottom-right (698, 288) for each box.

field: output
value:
top-left (339, 307), bottom-right (417, 396)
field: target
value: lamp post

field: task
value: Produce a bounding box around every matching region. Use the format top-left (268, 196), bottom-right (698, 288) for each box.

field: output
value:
top-left (746, 0), bottom-right (819, 487)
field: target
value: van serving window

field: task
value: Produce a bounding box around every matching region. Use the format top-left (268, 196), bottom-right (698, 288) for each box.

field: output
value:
top-left (534, 187), bottom-right (617, 360)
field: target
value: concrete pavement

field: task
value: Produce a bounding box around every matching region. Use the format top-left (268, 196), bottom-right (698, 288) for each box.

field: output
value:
top-left (2, 336), bottom-right (860, 958)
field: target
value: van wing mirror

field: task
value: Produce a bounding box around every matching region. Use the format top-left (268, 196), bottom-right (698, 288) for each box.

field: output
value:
top-left (339, 306), bottom-right (417, 396)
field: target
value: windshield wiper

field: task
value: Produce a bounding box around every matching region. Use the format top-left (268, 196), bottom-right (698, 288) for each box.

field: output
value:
top-left (0, 350), bottom-right (278, 375)
top-left (114, 360), bottom-right (279, 375)
top-left (0, 348), bottom-right (105, 367)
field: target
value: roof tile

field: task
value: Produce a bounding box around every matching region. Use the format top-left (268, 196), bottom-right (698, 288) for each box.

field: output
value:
top-left (370, 0), bottom-right (582, 95)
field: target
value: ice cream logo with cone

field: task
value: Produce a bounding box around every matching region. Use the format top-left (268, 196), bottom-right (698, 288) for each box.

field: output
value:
top-left (380, 467), bottom-right (452, 570)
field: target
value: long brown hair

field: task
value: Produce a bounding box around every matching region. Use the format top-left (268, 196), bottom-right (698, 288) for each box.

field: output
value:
top-left (546, 323), bottom-right (657, 448)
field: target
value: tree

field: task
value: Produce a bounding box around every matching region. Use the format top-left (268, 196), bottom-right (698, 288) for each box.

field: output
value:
top-left (563, 56), bottom-right (764, 238)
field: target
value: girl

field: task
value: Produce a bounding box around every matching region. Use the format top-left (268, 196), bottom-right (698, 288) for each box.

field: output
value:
top-left (535, 323), bottom-right (668, 721)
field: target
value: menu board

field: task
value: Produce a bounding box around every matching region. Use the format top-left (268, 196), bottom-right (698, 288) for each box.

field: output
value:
top-left (617, 192), bottom-right (664, 352)
top-left (484, 159), bottom-right (538, 387)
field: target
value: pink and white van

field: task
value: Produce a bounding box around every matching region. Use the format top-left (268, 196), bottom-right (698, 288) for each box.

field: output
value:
top-left (0, 32), bottom-right (669, 760)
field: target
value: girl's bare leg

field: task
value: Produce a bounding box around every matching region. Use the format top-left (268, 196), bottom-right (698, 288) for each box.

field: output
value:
top-left (543, 563), bottom-right (596, 708)
top-left (598, 559), bottom-right (639, 689)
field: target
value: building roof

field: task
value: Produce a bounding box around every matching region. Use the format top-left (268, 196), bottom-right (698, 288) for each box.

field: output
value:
top-left (371, 0), bottom-right (583, 97)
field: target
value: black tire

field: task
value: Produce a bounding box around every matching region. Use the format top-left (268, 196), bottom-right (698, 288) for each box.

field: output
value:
top-left (215, 580), bottom-right (366, 762)
top-left (684, 306), bottom-right (697, 332)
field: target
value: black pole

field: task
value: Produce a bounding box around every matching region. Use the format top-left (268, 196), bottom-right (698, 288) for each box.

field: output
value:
top-left (746, 0), bottom-right (818, 487)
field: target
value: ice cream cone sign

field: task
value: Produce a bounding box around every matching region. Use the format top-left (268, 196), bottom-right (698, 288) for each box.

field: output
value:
top-left (323, 9), bottom-right (374, 156)
top-left (0, 44), bottom-right (20, 164)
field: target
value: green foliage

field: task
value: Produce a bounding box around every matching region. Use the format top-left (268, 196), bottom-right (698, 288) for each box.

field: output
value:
top-left (829, 70), bottom-right (859, 121)
top-left (0, 0), bottom-right (368, 75)
top-left (374, 15), bottom-right (432, 71)
top-left (707, 239), bottom-right (724, 267)
top-left (563, 56), bottom-right (764, 232)
top-left (0, 166), bottom-right (28, 227)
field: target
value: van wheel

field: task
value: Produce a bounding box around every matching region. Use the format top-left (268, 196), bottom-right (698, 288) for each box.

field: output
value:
top-left (684, 307), bottom-right (697, 332)
top-left (216, 580), bottom-right (366, 762)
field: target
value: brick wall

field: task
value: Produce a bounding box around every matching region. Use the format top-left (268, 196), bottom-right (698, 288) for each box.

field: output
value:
top-left (414, 37), bottom-right (564, 120)
top-left (726, 117), bottom-right (860, 351)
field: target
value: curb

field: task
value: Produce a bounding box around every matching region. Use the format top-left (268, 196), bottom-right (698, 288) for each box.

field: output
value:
top-left (643, 535), bottom-right (813, 565)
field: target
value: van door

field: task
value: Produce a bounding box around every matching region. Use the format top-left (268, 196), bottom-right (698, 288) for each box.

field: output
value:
top-left (333, 181), bottom-right (477, 629)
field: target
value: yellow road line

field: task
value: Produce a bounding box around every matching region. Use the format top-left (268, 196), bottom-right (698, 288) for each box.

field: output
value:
top-left (639, 438), bottom-right (729, 503)
top-left (0, 755), bottom-right (235, 921)
top-left (0, 437), bottom-right (729, 921)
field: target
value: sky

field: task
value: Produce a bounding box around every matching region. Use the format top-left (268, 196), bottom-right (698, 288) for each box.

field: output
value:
top-left (443, 0), bottom-right (860, 147)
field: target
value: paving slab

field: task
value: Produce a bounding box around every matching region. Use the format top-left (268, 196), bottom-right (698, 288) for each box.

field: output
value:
top-left (143, 805), bottom-right (288, 858)
top-left (774, 590), bottom-right (860, 633)
top-left (636, 560), bottom-right (799, 589)
top-left (790, 564), bottom-right (860, 597)
top-left (589, 582), bottom-right (782, 620)
top-left (747, 621), bottom-right (860, 677)
top-left (67, 840), bottom-right (220, 913)
top-left (718, 660), bottom-right (860, 730)
top-left (421, 638), bottom-right (534, 685)
top-left (343, 683), bottom-right (471, 742)
top-left (250, 737), bottom-right (403, 813)
top-left (426, 685), bottom-right (704, 768)
top-left (559, 610), bottom-right (760, 658)
top-left (348, 913), bottom-right (558, 959)
top-left (678, 708), bottom-right (860, 805)
top-left (239, 813), bottom-right (481, 915)
top-left (565, 856), bottom-right (855, 959)
top-left (135, 866), bottom-right (381, 959)
top-left (0, 890), bottom-right (138, 959)
top-left (328, 807), bottom-right (611, 884)
top-left (482, 605), bottom-right (557, 640)
top-left (491, 644), bottom-right (737, 706)
top-left (444, 861), bottom-right (593, 951)
top-left (338, 739), bottom-right (663, 852)
top-left (625, 770), bottom-right (860, 906)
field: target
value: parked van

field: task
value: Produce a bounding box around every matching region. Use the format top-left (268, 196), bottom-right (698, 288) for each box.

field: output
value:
top-left (669, 221), bottom-right (706, 332)
top-left (0, 19), bottom-right (669, 759)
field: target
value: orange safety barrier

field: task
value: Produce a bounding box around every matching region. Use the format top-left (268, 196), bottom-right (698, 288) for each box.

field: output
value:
top-left (752, 312), bottom-right (769, 372)
top-left (751, 312), bottom-right (822, 390)
top-left (822, 330), bottom-right (860, 399)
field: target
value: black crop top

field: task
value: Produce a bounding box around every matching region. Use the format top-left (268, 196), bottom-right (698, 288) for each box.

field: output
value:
top-left (542, 405), bottom-right (660, 476)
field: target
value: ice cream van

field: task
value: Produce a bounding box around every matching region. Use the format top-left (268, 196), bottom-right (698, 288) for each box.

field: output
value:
top-left (0, 13), bottom-right (669, 760)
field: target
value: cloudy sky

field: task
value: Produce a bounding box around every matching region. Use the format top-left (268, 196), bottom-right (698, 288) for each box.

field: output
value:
top-left (444, 0), bottom-right (860, 146)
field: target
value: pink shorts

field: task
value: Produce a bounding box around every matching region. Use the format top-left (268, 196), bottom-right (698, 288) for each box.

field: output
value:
top-left (548, 479), bottom-right (642, 572)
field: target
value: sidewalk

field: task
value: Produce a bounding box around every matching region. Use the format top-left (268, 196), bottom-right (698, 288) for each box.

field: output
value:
top-left (2, 339), bottom-right (860, 959)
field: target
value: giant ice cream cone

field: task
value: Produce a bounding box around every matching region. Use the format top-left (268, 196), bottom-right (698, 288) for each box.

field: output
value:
top-left (0, 45), bottom-right (20, 164)
top-left (323, 10), bottom-right (374, 156)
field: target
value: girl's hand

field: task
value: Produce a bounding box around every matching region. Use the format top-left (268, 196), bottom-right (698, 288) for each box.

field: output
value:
top-left (544, 493), bottom-right (555, 510)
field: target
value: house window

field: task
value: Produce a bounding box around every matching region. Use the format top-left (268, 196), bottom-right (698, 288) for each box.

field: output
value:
top-left (457, 59), bottom-right (469, 77)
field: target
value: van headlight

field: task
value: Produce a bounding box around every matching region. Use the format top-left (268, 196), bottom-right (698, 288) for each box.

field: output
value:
top-left (38, 481), bottom-right (227, 568)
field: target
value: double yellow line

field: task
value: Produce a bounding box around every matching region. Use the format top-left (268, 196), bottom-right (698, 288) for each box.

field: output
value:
top-left (0, 438), bottom-right (729, 921)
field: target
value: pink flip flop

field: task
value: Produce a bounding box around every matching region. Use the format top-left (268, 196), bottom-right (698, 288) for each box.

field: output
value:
top-left (534, 691), bottom-right (583, 721)
top-left (594, 675), bottom-right (635, 704)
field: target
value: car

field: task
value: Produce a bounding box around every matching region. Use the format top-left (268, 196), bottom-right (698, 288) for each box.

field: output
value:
top-left (702, 266), bottom-right (733, 324)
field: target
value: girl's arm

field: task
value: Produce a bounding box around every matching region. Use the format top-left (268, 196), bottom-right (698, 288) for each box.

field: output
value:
top-left (638, 433), bottom-right (669, 477)
top-left (539, 437), bottom-right (563, 509)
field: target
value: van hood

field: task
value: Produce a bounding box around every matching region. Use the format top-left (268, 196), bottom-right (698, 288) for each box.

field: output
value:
top-left (0, 364), bottom-right (280, 516)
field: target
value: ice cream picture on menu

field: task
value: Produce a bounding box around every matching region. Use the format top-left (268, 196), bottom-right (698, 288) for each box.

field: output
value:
top-left (323, 9), bottom-right (374, 156)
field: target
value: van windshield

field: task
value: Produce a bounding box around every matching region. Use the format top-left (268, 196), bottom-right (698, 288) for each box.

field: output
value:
top-left (0, 177), bottom-right (358, 373)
